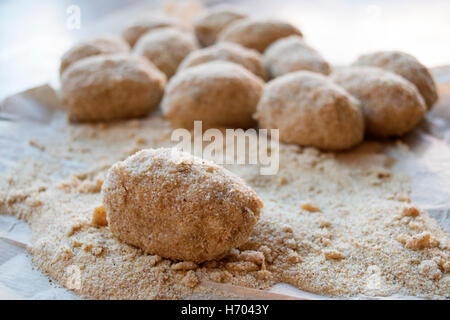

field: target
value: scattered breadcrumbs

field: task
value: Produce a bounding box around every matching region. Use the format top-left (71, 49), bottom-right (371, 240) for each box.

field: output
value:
top-left (92, 206), bottom-right (108, 227)
top-left (1, 115), bottom-right (449, 300)
top-left (300, 203), bottom-right (321, 213)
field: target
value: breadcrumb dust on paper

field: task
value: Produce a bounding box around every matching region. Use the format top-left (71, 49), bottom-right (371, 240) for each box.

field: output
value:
top-left (0, 84), bottom-right (449, 300)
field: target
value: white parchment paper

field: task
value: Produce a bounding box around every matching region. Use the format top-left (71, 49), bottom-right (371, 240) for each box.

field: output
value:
top-left (0, 73), bottom-right (449, 299)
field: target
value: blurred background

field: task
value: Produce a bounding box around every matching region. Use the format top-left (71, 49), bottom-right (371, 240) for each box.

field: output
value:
top-left (0, 0), bottom-right (449, 99)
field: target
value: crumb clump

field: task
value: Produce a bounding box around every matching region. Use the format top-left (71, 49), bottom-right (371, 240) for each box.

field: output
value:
top-left (323, 249), bottom-right (344, 260)
top-left (402, 206), bottom-right (420, 217)
top-left (225, 261), bottom-right (260, 272)
top-left (301, 203), bottom-right (321, 213)
top-left (182, 271), bottom-right (199, 288)
top-left (92, 206), bottom-right (108, 227)
top-left (172, 261), bottom-right (198, 271)
top-left (399, 232), bottom-right (436, 250)
top-left (418, 260), bottom-right (442, 280)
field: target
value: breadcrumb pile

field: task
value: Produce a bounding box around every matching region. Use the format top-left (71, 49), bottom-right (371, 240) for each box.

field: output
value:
top-left (0, 114), bottom-right (448, 299)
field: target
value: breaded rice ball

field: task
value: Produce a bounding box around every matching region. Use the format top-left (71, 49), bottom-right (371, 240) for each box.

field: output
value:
top-left (264, 35), bottom-right (331, 78)
top-left (122, 15), bottom-right (185, 47)
top-left (255, 71), bottom-right (364, 151)
top-left (102, 148), bottom-right (263, 263)
top-left (61, 54), bottom-right (166, 122)
top-left (162, 61), bottom-right (264, 129)
top-left (193, 6), bottom-right (247, 47)
top-left (331, 66), bottom-right (426, 138)
top-left (353, 51), bottom-right (438, 109)
top-left (178, 42), bottom-right (267, 80)
top-left (218, 18), bottom-right (303, 53)
top-left (133, 28), bottom-right (198, 79)
top-left (59, 35), bottom-right (130, 75)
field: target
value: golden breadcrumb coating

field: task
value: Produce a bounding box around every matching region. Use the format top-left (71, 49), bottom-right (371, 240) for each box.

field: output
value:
top-left (61, 54), bottom-right (166, 122)
top-left (102, 148), bottom-right (263, 263)
top-left (59, 35), bottom-right (130, 76)
top-left (2, 116), bottom-right (449, 299)
top-left (193, 7), bottom-right (247, 47)
top-left (255, 71), bottom-right (364, 151)
top-left (331, 66), bottom-right (426, 138)
top-left (218, 18), bottom-right (303, 53)
top-left (264, 35), bottom-right (331, 78)
top-left (178, 42), bottom-right (267, 80)
top-left (162, 61), bottom-right (264, 129)
top-left (353, 51), bottom-right (438, 109)
top-left (134, 28), bottom-right (198, 79)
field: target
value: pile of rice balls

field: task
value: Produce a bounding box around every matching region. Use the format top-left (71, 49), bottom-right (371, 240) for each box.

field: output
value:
top-left (59, 6), bottom-right (440, 263)
top-left (60, 6), bottom-right (438, 152)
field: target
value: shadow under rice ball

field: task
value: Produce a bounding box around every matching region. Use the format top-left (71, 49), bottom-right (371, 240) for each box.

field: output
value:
top-left (102, 148), bottom-right (263, 263)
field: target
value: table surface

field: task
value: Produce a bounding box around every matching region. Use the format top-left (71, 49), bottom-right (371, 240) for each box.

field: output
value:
top-left (1, 0), bottom-right (450, 99)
